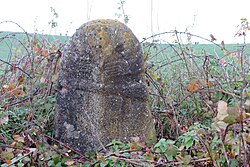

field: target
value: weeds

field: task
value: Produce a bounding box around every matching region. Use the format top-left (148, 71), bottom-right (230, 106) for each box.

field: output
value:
top-left (0, 19), bottom-right (250, 166)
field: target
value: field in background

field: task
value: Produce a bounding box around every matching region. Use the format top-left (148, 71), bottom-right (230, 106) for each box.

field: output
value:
top-left (1, 31), bottom-right (250, 61)
top-left (0, 31), bottom-right (68, 61)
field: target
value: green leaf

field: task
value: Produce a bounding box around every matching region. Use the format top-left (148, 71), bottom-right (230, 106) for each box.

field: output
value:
top-left (83, 162), bottom-right (91, 167)
top-left (166, 139), bottom-right (175, 145)
top-left (47, 96), bottom-right (56, 102)
top-left (185, 137), bottom-right (194, 149)
top-left (160, 144), bottom-right (167, 152)
top-left (17, 162), bottom-right (24, 167)
top-left (154, 138), bottom-right (166, 147)
top-left (52, 154), bottom-right (60, 164)
top-left (108, 139), bottom-right (124, 147)
top-left (48, 160), bottom-right (55, 167)
top-left (167, 145), bottom-right (178, 157)
top-left (164, 145), bottom-right (177, 161)
top-left (44, 153), bottom-right (51, 161)
top-left (23, 157), bottom-right (30, 162)
top-left (164, 153), bottom-right (173, 161)
top-left (155, 148), bottom-right (161, 153)
top-left (55, 162), bottom-right (62, 167)
top-left (229, 159), bottom-right (238, 167)
top-left (216, 92), bottom-right (223, 101)
top-left (246, 73), bottom-right (250, 82)
top-left (94, 163), bottom-right (100, 167)
top-left (45, 103), bottom-right (53, 111)
top-left (100, 161), bottom-right (108, 167)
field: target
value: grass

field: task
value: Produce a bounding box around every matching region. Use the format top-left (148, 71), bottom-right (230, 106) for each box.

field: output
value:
top-left (1, 31), bottom-right (249, 60)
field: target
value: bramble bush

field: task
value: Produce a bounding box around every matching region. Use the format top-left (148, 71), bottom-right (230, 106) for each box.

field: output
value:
top-left (0, 18), bottom-right (250, 166)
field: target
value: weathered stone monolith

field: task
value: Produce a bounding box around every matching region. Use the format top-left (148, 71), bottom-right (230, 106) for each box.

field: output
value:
top-left (54, 19), bottom-right (156, 152)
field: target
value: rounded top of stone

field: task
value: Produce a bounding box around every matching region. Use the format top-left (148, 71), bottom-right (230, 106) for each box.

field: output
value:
top-left (78, 19), bottom-right (140, 57)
